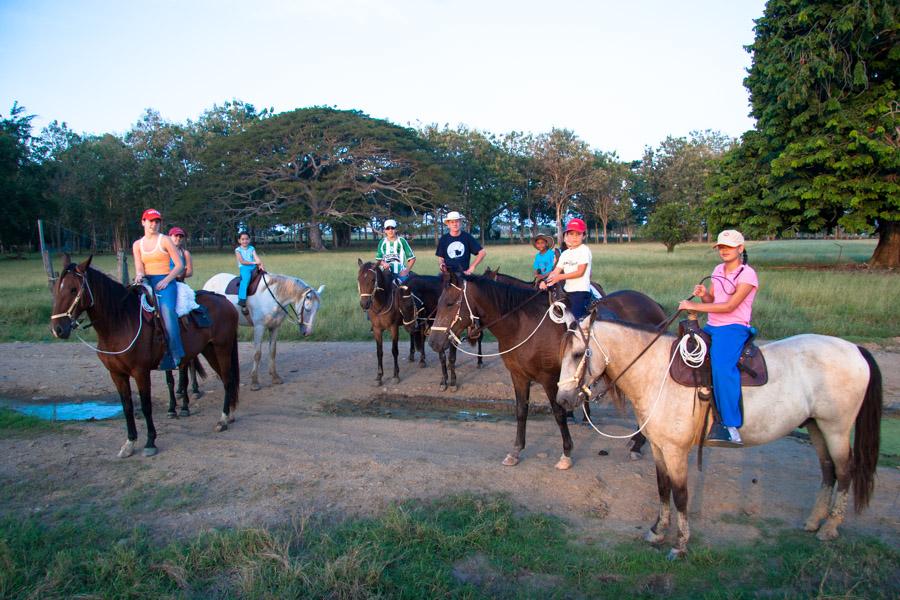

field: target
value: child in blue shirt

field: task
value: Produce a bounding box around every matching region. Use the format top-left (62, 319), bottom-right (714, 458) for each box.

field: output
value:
top-left (532, 234), bottom-right (557, 282)
top-left (235, 231), bottom-right (265, 315)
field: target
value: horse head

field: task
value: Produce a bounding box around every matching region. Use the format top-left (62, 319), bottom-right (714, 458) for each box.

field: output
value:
top-left (50, 254), bottom-right (94, 339)
top-left (356, 258), bottom-right (384, 311)
top-left (429, 269), bottom-right (473, 353)
top-left (395, 282), bottom-right (422, 333)
top-left (556, 313), bottom-right (610, 411)
top-left (295, 283), bottom-right (326, 337)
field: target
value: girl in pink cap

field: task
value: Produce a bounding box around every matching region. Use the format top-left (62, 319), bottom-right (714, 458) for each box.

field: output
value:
top-left (679, 230), bottom-right (759, 446)
top-left (168, 227), bottom-right (193, 283)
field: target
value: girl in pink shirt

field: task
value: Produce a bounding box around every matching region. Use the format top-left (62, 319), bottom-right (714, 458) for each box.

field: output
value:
top-left (678, 230), bottom-right (759, 446)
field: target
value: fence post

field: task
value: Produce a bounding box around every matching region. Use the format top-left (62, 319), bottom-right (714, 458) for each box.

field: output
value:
top-left (117, 250), bottom-right (129, 285)
top-left (38, 219), bottom-right (56, 293)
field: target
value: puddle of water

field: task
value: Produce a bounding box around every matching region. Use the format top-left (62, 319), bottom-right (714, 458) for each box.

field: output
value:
top-left (2, 400), bottom-right (122, 421)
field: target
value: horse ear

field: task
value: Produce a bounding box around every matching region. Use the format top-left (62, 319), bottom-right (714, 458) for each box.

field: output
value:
top-left (357, 258), bottom-right (363, 267)
top-left (316, 284), bottom-right (325, 296)
top-left (76, 255), bottom-right (93, 273)
top-left (61, 253), bottom-right (71, 270)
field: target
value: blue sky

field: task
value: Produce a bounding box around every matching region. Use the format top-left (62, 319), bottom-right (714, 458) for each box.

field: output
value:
top-left (1, 0), bottom-right (766, 161)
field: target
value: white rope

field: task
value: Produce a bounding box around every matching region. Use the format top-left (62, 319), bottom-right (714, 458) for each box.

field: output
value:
top-left (448, 300), bottom-right (569, 358)
top-left (74, 306), bottom-right (145, 355)
top-left (678, 332), bottom-right (707, 368)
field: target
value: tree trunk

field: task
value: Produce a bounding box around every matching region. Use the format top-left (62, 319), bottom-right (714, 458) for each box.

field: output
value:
top-left (870, 220), bottom-right (900, 268)
top-left (308, 218), bottom-right (326, 251)
top-left (602, 219), bottom-right (609, 244)
top-left (555, 203), bottom-right (564, 247)
top-left (666, 243), bottom-right (675, 253)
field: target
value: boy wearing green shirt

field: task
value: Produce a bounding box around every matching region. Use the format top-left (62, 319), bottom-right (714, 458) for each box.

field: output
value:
top-left (376, 219), bottom-right (416, 283)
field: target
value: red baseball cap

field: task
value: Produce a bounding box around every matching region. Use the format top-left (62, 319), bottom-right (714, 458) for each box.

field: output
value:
top-left (564, 218), bottom-right (587, 234)
top-left (168, 227), bottom-right (185, 237)
top-left (142, 208), bottom-right (162, 221)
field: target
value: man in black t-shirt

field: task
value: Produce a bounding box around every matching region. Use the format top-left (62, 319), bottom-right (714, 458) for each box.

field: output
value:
top-left (436, 211), bottom-right (486, 274)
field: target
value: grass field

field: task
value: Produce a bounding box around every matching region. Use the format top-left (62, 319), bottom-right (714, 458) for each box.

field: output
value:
top-left (3, 239), bottom-right (898, 344)
top-left (1, 491), bottom-right (897, 599)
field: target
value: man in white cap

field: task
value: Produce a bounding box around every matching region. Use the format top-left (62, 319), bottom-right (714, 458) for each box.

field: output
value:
top-left (436, 210), bottom-right (486, 274)
top-left (375, 218), bottom-right (416, 283)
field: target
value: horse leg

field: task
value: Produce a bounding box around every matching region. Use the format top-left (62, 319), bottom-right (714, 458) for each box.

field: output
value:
top-left (448, 344), bottom-right (458, 391)
top-left (250, 325), bottom-right (264, 391)
top-left (408, 333), bottom-right (416, 362)
top-left (417, 330), bottom-right (427, 368)
top-left (816, 431), bottom-right (852, 541)
top-left (201, 342), bottom-right (235, 432)
top-left (803, 420), bottom-right (835, 533)
top-left (628, 431), bottom-right (647, 460)
top-left (135, 370), bottom-right (158, 457)
top-left (644, 444), bottom-right (672, 546)
top-left (438, 348), bottom-right (448, 391)
top-left (542, 379), bottom-right (574, 470)
top-left (503, 375), bottom-right (531, 466)
top-left (177, 366), bottom-right (191, 416)
top-left (190, 362), bottom-right (201, 397)
top-left (476, 337), bottom-right (484, 368)
top-left (165, 370), bottom-right (178, 418)
top-left (268, 327), bottom-right (283, 385)
top-left (374, 327), bottom-right (384, 386)
top-left (390, 324), bottom-right (400, 383)
top-left (667, 451), bottom-right (691, 559)
top-left (111, 372), bottom-right (137, 458)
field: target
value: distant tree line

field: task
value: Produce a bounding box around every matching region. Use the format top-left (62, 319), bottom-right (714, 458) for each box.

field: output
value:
top-left (1, 0), bottom-right (896, 266)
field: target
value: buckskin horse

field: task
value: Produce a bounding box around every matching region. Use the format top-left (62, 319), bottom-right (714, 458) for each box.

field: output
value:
top-left (357, 260), bottom-right (425, 385)
top-left (428, 271), bottom-right (667, 469)
top-left (555, 316), bottom-right (882, 559)
top-left (50, 256), bottom-right (240, 457)
top-left (203, 270), bottom-right (325, 391)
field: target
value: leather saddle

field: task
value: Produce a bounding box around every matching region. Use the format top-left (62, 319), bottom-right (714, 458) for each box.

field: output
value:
top-left (224, 269), bottom-right (264, 296)
top-left (669, 319), bottom-right (768, 388)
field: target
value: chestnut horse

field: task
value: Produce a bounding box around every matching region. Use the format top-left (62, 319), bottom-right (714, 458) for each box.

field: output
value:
top-left (50, 256), bottom-right (240, 457)
top-left (429, 271), bottom-right (667, 469)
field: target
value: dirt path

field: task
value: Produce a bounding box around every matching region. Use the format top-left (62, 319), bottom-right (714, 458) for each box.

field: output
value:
top-left (1, 341), bottom-right (898, 550)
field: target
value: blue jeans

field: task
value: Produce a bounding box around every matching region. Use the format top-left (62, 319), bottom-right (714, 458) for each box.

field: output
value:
top-left (567, 291), bottom-right (591, 320)
top-left (238, 265), bottom-right (257, 301)
top-left (704, 323), bottom-right (751, 427)
top-left (146, 274), bottom-right (184, 366)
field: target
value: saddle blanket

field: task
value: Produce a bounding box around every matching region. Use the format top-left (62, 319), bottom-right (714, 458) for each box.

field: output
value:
top-left (140, 282), bottom-right (201, 317)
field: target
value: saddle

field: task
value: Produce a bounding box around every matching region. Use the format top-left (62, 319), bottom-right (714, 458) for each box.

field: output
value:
top-left (669, 318), bottom-right (768, 388)
top-left (224, 269), bottom-right (265, 296)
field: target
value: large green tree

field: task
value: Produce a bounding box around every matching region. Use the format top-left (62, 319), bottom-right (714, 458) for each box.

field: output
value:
top-left (0, 103), bottom-right (44, 251)
top-left (711, 0), bottom-right (899, 266)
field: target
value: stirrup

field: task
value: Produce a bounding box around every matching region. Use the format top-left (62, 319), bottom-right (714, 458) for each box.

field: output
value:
top-left (705, 422), bottom-right (743, 448)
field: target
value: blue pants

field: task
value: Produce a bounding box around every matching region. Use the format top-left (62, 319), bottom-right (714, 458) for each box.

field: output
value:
top-left (238, 265), bottom-right (257, 301)
top-left (146, 274), bottom-right (184, 365)
top-left (704, 323), bottom-right (751, 428)
top-left (568, 291), bottom-right (591, 320)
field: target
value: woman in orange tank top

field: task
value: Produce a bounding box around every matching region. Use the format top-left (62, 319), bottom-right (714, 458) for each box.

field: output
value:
top-left (132, 208), bottom-right (185, 370)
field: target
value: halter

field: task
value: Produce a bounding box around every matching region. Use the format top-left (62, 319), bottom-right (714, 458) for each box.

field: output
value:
top-left (557, 315), bottom-right (612, 401)
top-left (51, 266), bottom-right (95, 325)
top-left (429, 280), bottom-right (480, 345)
top-left (263, 273), bottom-right (316, 329)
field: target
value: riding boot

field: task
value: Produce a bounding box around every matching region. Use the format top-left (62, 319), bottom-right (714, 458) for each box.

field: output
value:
top-left (238, 299), bottom-right (250, 316)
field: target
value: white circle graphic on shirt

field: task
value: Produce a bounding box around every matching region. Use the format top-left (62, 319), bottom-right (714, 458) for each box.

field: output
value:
top-left (447, 241), bottom-right (465, 259)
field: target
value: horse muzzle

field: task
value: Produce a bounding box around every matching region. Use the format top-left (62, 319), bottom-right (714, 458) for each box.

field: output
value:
top-left (359, 298), bottom-right (372, 311)
top-left (554, 384), bottom-right (583, 412)
top-left (51, 320), bottom-right (72, 339)
top-left (428, 329), bottom-right (450, 352)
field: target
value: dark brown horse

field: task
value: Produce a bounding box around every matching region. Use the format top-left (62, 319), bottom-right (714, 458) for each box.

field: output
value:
top-left (357, 260), bottom-right (425, 385)
top-left (50, 256), bottom-right (240, 457)
top-left (429, 271), bottom-right (667, 469)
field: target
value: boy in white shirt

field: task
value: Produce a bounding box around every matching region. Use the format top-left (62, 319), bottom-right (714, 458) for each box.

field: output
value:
top-left (539, 218), bottom-right (592, 320)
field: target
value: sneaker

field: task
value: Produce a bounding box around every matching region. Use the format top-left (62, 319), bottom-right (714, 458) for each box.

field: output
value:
top-left (706, 422), bottom-right (743, 448)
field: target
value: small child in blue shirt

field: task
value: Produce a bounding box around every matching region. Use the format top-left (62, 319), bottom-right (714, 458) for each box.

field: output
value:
top-left (532, 234), bottom-right (557, 282)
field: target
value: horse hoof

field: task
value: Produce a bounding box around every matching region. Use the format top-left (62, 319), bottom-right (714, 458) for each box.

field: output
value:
top-left (179, 408), bottom-right (190, 417)
top-left (143, 447), bottom-right (158, 457)
top-left (117, 441), bottom-right (135, 459)
top-left (816, 527), bottom-right (839, 542)
top-left (476, 362), bottom-right (484, 369)
top-left (555, 455), bottom-right (573, 470)
top-left (439, 383), bottom-right (448, 391)
top-left (419, 361), bottom-right (427, 368)
top-left (629, 451), bottom-right (643, 461)
top-left (644, 529), bottom-right (666, 545)
top-left (228, 414), bottom-right (236, 424)
top-left (450, 384), bottom-right (459, 392)
top-left (667, 547), bottom-right (686, 561)
top-left (392, 376), bottom-right (400, 384)
top-left (272, 377), bottom-right (284, 385)
top-left (167, 411), bottom-right (177, 419)
top-left (803, 518), bottom-right (822, 532)
top-left (502, 453), bottom-right (520, 467)
top-left (250, 383), bottom-right (261, 392)
top-left (214, 421), bottom-right (228, 432)
top-left (374, 381), bottom-right (383, 388)
top-left (192, 390), bottom-right (203, 399)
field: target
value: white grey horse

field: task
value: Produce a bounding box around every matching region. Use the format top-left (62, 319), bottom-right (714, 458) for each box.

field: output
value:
top-left (203, 272), bottom-right (325, 390)
top-left (555, 317), bottom-right (882, 560)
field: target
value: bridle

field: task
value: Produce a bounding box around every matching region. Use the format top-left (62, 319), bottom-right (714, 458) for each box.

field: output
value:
top-left (263, 273), bottom-right (317, 329)
top-left (429, 280), bottom-right (481, 346)
top-left (398, 286), bottom-right (429, 329)
top-left (557, 315), bottom-right (612, 403)
top-left (357, 266), bottom-right (394, 315)
top-left (51, 266), bottom-right (94, 327)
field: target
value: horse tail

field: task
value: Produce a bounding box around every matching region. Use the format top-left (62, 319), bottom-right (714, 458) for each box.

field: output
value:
top-left (852, 345), bottom-right (882, 513)
top-left (191, 358), bottom-right (208, 381)
top-left (228, 333), bottom-right (240, 411)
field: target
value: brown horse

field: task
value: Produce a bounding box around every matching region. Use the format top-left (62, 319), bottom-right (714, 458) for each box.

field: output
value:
top-left (429, 271), bottom-right (667, 469)
top-left (357, 259), bottom-right (425, 385)
top-left (50, 256), bottom-right (240, 457)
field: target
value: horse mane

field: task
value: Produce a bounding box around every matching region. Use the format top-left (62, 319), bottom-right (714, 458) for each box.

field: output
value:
top-left (83, 266), bottom-right (138, 323)
top-left (462, 274), bottom-right (545, 317)
top-left (267, 273), bottom-right (311, 301)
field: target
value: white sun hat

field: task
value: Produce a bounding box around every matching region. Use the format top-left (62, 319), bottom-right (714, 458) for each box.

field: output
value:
top-left (443, 210), bottom-right (464, 223)
top-left (714, 230), bottom-right (745, 247)
top-left (383, 218), bottom-right (398, 229)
